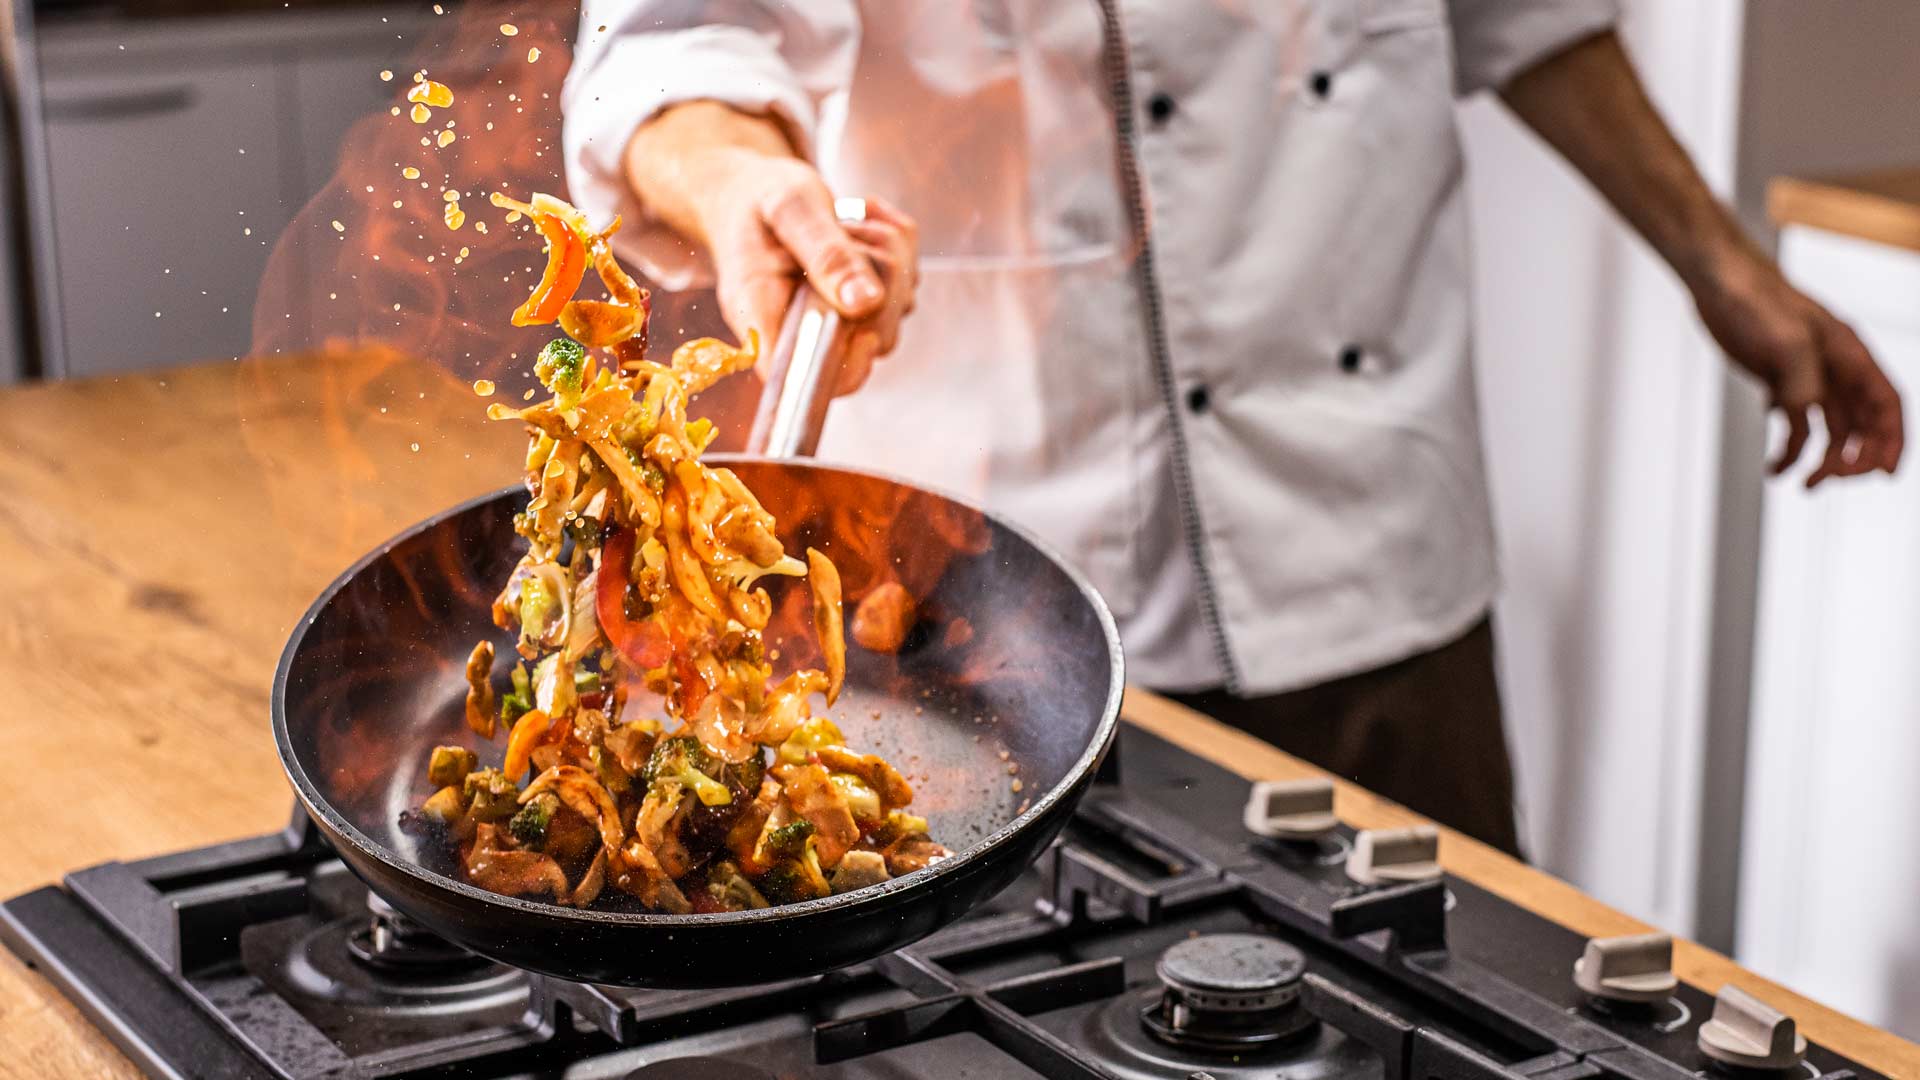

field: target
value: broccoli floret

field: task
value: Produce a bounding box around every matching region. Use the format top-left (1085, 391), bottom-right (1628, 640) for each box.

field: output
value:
top-left (642, 735), bottom-right (732, 806)
top-left (499, 662), bottom-right (534, 725)
top-left (463, 767), bottom-right (520, 822)
top-left (509, 792), bottom-right (559, 847)
top-left (762, 818), bottom-right (815, 860)
top-left (427, 745), bottom-right (477, 788)
top-left (756, 839), bottom-right (830, 904)
top-left (574, 668), bottom-right (602, 695)
top-left (534, 336), bottom-right (586, 399)
top-left (704, 861), bottom-right (770, 911)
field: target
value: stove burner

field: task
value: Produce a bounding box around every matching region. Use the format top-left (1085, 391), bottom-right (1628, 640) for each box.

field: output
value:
top-left (626, 1058), bottom-right (776, 1080)
top-left (277, 914), bottom-right (523, 1012)
top-left (346, 892), bottom-right (486, 973)
top-left (1142, 933), bottom-right (1317, 1051)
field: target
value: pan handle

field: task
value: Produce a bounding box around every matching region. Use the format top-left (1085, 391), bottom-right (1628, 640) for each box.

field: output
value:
top-left (743, 196), bottom-right (870, 459)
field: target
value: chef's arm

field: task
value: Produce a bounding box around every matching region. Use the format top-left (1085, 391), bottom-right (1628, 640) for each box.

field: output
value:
top-left (623, 101), bottom-right (918, 395)
top-left (1499, 30), bottom-right (1902, 483)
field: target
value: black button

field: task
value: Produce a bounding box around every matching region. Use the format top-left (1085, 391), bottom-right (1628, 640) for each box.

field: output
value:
top-left (1186, 384), bottom-right (1210, 414)
top-left (1310, 71), bottom-right (1333, 99)
top-left (1147, 93), bottom-right (1177, 125)
top-left (1339, 345), bottom-right (1363, 373)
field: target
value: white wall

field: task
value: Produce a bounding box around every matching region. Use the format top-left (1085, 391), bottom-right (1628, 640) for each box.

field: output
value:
top-left (1461, 0), bottom-right (1745, 938)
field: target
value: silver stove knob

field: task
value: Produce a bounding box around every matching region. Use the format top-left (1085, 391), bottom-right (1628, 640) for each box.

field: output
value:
top-left (1573, 933), bottom-right (1677, 1003)
top-left (1345, 825), bottom-right (1440, 885)
top-left (1244, 778), bottom-right (1338, 840)
top-left (1697, 984), bottom-right (1807, 1071)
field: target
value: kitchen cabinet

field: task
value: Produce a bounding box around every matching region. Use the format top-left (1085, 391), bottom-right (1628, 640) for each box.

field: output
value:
top-left (1741, 173), bottom-right (1920, 1043)
top-left (31, 5), bottom-right (433, 379)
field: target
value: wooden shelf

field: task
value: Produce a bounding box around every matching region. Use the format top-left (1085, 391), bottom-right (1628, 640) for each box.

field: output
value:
top-left (1770, 168), bottom-right (1920, 253)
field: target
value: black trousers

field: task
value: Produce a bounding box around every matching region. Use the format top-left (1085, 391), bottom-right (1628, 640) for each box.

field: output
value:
top-left (1168, 616), bottom-right (1523, 858)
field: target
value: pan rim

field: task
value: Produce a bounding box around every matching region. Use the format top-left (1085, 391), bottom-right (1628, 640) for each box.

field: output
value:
top-left (272, 456), bottom-right (1125, 929)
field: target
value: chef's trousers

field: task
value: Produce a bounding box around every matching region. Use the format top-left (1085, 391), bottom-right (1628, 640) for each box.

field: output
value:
top-left (1168, 615), bottom-right (1523, 859)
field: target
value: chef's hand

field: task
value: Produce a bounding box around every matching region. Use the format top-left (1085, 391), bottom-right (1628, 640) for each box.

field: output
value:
top-left (1691, 240), bottom-right (1904, 485)
top-left (624, 101), bottom-right (918, 396)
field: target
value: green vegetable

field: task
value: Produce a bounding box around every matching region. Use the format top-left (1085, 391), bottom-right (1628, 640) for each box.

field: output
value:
top-left (761, 818), bottom-right (815, 860)
top-left (704, 861), bottom-right (770, 911)
top-left (573, 669), bottom-right (602, 694)
top-left (509, 792), bottom-right (559, 847)
top-left (829, 772), bottom-right (882, 823)
top-left (639, 461), bottom-right (667, 493)
top-left (642, 735), bottom-right (732, 807)
top-left (499, 662), bottom-right (534, 725)
top-left (756, 840), bottom-right (830, 904)
top-left (534, 336), bottom-right (587, 409)
top-left (685, 417), bottom-right (716, 453)
top-left (517, 575), bottom-right (558, 650)
top-left (463, 768), bottom-right (520, 822)
top-left (564, 515), bottom-right (604, 545)
top-left (427, 745), bottom-right (478, 788)
top-left (776, 717), bottom-right (846, 765)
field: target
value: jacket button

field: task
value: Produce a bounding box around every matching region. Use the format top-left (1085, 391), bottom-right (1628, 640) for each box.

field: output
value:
top-left (1310, 71), bottom-right (1334, 99)
top-left (1339, 345), bottom-right (1363, 373)
top-left (1147, 93), bottom-right (1177, 126)
top-left (1186, 384), bottom-right (1210, 414)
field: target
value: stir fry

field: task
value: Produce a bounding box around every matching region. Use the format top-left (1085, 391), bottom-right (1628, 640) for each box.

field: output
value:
top-left (410, 191), bottom-right (948, 912)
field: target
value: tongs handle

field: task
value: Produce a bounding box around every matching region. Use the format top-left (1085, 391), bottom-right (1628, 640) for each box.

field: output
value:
top-left (744, 197), bottom-right (870, 459)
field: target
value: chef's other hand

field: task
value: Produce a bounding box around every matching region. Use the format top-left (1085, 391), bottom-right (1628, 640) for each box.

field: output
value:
top-left (624, 101), bottom-right (918, 396)
top-left (1691, 238), bottom-right (1904, 486)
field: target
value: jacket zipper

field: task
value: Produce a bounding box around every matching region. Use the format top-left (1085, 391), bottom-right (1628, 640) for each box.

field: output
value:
top-left (1090, 0), bottom-right (1243, 692)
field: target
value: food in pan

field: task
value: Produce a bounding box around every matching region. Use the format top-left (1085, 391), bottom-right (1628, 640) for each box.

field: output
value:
top-left (409, 191), bottom-right (948, 912)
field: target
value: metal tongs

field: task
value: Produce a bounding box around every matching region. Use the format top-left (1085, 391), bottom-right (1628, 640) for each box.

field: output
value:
top-left (743, 197), bottom-right (870, 459)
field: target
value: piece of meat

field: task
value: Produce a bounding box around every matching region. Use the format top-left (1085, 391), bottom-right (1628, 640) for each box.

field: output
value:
top-left (806, 549), bottom-right (846, 705)
top-left (851, 582), bottom-right (917, 654)
top-left (774, 762), bottom-right (860, 868)
top-left (884, 836), bottom-right (950, 877)
top-left (521, 765), bottom-right (624, 854)
top-left (815, 745), bottom-right (914, 810)
top-left (465, 824), bottom-right (569, 900)
top-left (464, 641), bottom-right (497, 738)
top-left (830, 850), bottom-right (891, 894)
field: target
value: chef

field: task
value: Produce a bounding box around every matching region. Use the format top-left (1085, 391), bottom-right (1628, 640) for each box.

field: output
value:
top-left (560, 1), bottom-right (1902, 856)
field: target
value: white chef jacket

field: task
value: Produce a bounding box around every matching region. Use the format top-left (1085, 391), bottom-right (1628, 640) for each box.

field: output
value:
top-left (562, 0), bottom-right (1617, 695)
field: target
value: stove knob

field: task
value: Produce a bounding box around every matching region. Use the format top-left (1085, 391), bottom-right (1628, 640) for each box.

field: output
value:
top-left (1244, 778), bottom-right (1339, 840)
top-left (1697, 985), bottom-right (1807, 1071)
top-left (1573, 932), bottom-right (1677, 1003)
top-left (1345, 825), bottom-right (1440, 885)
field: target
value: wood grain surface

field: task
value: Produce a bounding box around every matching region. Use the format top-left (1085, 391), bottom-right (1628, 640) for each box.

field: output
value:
top-left (0, 353), bottom-right (1912, 1078)
top-left (1771, 168), bottom-right (1920, 253)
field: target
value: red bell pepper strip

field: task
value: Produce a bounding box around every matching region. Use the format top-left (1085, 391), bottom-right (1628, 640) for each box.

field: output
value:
top-left (511, 214), bottom-right (588, 326)
top-left (596, 528), bottom-right (670, 669)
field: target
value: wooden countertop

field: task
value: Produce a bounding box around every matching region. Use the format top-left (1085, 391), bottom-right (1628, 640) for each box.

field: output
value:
top-left (1770, 167), bottom-right (1920, 253)
top-left (1, 353), bottom-right (1914, 1079)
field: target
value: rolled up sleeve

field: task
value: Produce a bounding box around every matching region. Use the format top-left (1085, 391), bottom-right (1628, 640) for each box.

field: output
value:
top-left (561, 1), bottom-right (859, 288)
top-left (1448, 0), bottom-right (1619, 96)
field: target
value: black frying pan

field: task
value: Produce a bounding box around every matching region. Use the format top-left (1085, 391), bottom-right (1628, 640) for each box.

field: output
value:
top-left (272, 211), bottom-right (1124, 987)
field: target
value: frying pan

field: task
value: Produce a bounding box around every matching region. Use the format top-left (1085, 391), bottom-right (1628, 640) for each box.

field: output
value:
top-left (273, 202), bottom-right (1124, 988)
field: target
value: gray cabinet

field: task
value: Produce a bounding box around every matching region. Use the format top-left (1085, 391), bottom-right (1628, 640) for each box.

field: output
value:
top-left (41, 59), bottom-right (288, 375)
top-left (33, 6), bottom-right (433, 379)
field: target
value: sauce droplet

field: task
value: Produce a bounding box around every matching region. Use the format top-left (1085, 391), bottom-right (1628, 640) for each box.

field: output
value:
top-left (473, 379), bottom-right (496, 397)
top-left (499, 22), bottom-right (519, 36)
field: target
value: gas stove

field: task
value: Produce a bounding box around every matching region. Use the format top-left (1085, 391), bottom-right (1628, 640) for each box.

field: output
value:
top-left (2, 725), bottom-right (1878, 1080)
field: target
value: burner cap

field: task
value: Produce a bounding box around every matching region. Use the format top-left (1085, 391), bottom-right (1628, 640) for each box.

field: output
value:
top-left (626, 1058), bottom-right (775, 1080)
top-left (1145, 934), bottom-right (1316, 1052)
top-left (1156, 933), bottom-right (1306, 1011)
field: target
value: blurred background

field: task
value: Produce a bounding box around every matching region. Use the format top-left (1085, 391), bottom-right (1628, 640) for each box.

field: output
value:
top-left (2, 0), bottom-right (1917, 1039)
